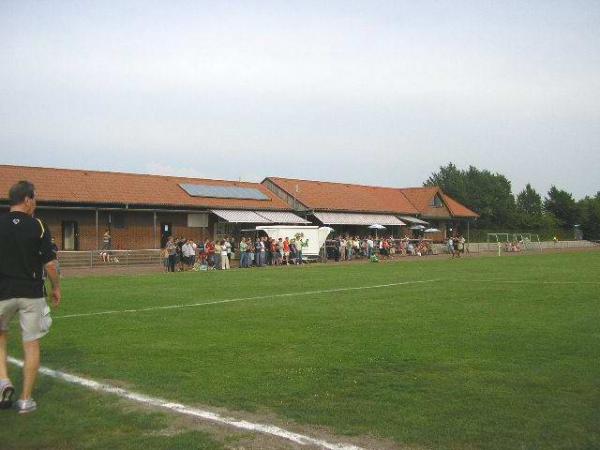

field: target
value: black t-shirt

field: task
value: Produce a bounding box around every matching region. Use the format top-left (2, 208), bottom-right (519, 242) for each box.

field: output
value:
top-left (0, 211), bottom-right (57, 300)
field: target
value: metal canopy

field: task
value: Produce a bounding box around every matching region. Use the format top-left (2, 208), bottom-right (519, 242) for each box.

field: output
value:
top-left (211, 209), bottom-right (271, 223)
top-left (313, 212), bottom-right (405, 226)
top-left (255, 211), bottom-right (310, 224)
top-left (398, 215), bottom-right (429, 225)
top-left (211, 209), bottom-right (309, 224)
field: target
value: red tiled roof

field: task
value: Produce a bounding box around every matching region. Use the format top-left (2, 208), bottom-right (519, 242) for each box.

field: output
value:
top-left (440, 192), bottom-right (479, 218)
top-left (0, 165), bottom-right (291, 210)
top-left (400, 187), bottom-right (479, 218)
top-left (265, 177), bottom-right (419, 215)
top-left (399, 187), bottom-right (440, 214)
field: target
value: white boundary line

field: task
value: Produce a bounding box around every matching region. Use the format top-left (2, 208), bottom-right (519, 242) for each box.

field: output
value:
top-left (466, 280), bottom-right (600, 285)
top-left (8, 357), bottom-right (363, 450)
top-left (54, 279), bottom-right (441, 319)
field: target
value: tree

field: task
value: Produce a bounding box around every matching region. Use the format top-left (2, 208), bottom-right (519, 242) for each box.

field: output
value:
top-left (578, 193), bottom-right (600, 240)
top-left (424, 163), bottom-right (516, 229)
top-left (424, 162), bottom-right (467, 204)
top-left (516, 184), bottom-right (542, 216)
top-left (543, 186), bottom-right (579, 228)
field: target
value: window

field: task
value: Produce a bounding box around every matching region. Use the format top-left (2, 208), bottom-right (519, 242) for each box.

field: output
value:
top-left (215, 222), bottom-right (238, 239)
top-left (113, 212), bottom-right (126, 229)
top-left (432, 195), bottom-right (443, 208)
top-left (187, 213), bottom-right (209, 228)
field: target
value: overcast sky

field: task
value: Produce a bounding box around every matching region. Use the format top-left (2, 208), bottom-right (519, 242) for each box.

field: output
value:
top-left (1, 1), bottom-right (599, 199)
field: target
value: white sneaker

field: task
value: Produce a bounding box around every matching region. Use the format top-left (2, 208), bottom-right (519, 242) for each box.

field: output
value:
top-left (16, 398), bottom-right (37, 414)
top-left (0, 380), bottom-right (14, 409)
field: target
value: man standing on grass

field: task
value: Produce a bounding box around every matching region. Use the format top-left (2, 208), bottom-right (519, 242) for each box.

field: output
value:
top-left (0, 181), bottom-right (61, 414)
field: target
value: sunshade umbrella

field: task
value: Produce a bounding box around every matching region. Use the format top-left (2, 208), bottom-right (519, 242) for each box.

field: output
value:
top-left (410, 225), bottom-right (426, 230)
top-left (368, 223), bottom-right (386, 238)
top-left (424, 228), bottom-right (440, 233)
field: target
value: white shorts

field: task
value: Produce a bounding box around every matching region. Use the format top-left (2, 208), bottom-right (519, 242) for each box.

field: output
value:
top-left (0, 297), bottom-right (52, 342)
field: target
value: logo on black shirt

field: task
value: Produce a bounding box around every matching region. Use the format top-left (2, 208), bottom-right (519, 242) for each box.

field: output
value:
top-left (12, 219), bottom-right (20, 225)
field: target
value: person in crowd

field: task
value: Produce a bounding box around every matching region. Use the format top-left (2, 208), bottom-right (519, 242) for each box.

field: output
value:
top-left (276, 238), bottom-right (284, 265)
top-left (260, 237), bottom-right (268, 266)
top-left (196, 239), bottom-right (205, 265)
top-left (166, 236), bottom-right (177, 272)
top-left (182, 239), bottom-right (195, 270)
top-left (220, 240), bottom-right (230, 270)
top-left (101, 229), bottom-right (111, 263)
top-left (175, 237), bottom-right (185, 271)
top-left (378, 238), bottom-right (385, 257)
top-left (339, 237), bottom-right (346, 261)
top-left (383, 239), bottom-right (391, 258)
top-left (254, 238), bottom-right (262, 267)
top-left (50, 237), bottom-right (61, 277)
top-left (192, 239), bottom-right (198, 263)
top-left (346, 237), bottom-right (353, 261)
top-left (206, 240), bottom-right (215, 269)
top-left (283, 237), bottom-right (290, 265)
top-left (289, 239), bottom-right (297, 263)
top-left (239, 238), bottom-right (247, 268)
top-left (363, 238), bottom-right (370, 258)
top-left (214, 240), bottom-right (222, 269)
top-left (453, 234), bottom-right (460, 257)
top-left (160, 246), bottom-right (169, 272)
top-left (225, 237), bottom-right (233, 263)
top-left (266, 238), bottom-right (273, 266)
top-left (398, 238), bottom-right (406, 256)
top-left (353, 237), bottom-right (360, 258)
top-left (458, 234), bottom-right (466, 256)
top-left (447, 236), bottom-right (455, 258)
top-left (247, 238), bottom-right (255, 267)
top-left (269, 239), bottom-right (277, 266)
top-left (296, 235), bottom-right (304, 264)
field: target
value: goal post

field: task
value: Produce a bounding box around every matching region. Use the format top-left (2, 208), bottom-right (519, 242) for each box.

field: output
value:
top-left (487, 232), bottom-right (543, 254)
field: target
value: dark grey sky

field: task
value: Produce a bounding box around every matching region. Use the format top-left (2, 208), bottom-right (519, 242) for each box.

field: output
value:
top-left (1, 1), bottom-right (599, 198)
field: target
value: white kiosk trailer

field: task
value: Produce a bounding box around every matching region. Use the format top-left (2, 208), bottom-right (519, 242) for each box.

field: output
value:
top-left (255, 225), bottom-right (334, 260)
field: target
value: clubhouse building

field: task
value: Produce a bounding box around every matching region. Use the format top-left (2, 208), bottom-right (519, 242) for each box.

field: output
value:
top-left (0, 165), bottom-right (477, 250)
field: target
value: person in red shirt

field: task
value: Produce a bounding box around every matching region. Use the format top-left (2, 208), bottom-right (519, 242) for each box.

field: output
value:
top-left (283, 237), bottom-right (290, 265)
top-left (205, 241), bottom-right (215, 269)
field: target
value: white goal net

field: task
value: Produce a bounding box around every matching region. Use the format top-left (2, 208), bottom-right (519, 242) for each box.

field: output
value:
top-left (487, 233), bottom-right (542, 254)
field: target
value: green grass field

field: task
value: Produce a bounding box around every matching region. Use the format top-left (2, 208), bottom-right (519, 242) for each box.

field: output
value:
top-left (2, 251), bottom-right (600, 449)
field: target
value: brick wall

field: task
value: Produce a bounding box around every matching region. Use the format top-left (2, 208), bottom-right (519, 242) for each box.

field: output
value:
top-left (31, 209), bottom-right (214, 250)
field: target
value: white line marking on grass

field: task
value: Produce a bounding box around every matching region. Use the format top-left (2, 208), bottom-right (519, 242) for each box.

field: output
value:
top-left (8, 357), bottom-right (363, 450)
top-left (55, 279), bottom-right (441, 319)
top-left (468, 280), bottom-right (600, 285)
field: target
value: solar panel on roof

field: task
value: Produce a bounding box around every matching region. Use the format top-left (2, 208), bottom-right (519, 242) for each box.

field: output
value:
top-left (179, 183), bottom-right (269, 201)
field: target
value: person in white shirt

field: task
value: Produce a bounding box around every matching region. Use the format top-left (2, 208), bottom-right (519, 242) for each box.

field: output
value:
top-left (182, 239), bottom-right (196, 269)
top-left (366, 237), bottom-right (374, 258)
top-left (339, 238), bottom-right (346, 261)
top-left (220, 240), bottom-right (230, 270)
top-left (447, 237), bottom-right (455, 258)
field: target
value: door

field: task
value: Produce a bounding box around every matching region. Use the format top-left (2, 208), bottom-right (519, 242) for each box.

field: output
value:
top-left (160, 222), bottom-right (172, 248)
top-left (62, 221), bottom-right (79, 250)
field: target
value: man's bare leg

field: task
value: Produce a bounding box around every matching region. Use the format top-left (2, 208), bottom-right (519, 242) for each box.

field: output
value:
top-left (21, 339), bottom-right (40, 400)
top-left (0, 331), bottom-right (9, 380)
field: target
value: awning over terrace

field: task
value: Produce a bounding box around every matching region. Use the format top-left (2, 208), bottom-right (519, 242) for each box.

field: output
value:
top-left (313, 212), bottom-right (405, 226)
top-left (211, 209), bottom-right (309, 224)
top-left (255, 211), bottom-right (311, 224)
top-left (398, 215), bottom-right (429, 225)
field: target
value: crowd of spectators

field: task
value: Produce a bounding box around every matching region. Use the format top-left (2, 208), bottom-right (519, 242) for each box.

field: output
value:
top-left (328, 235), bottom-right (434, 261)
top-left (160, 235), bottom-right (306, 272)
top-left (159, 233), bottom-right (462, 272)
